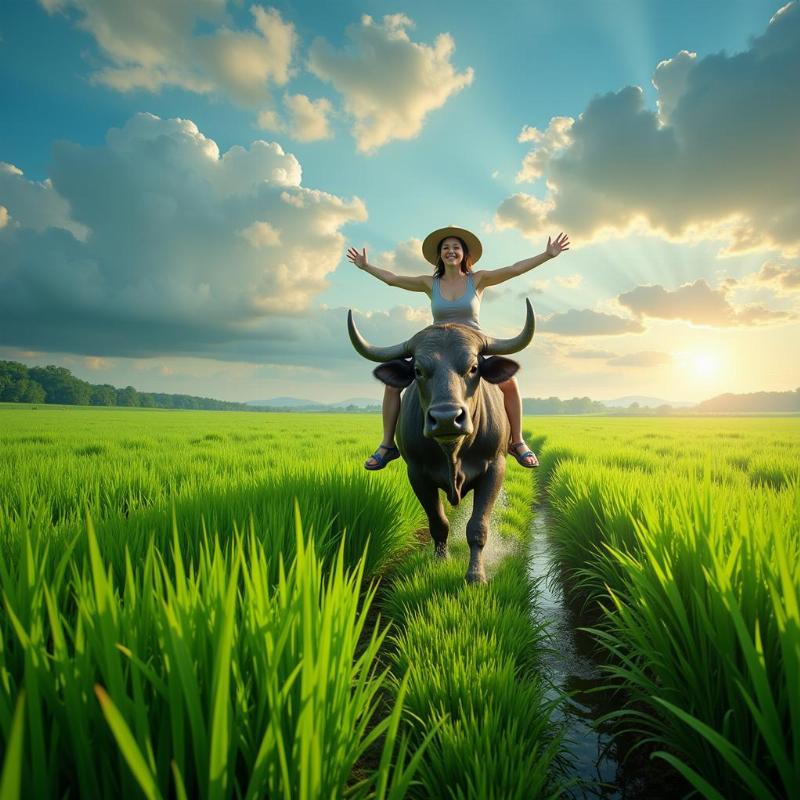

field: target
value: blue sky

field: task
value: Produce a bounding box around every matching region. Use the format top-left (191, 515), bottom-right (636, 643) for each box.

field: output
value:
top-left (1, 0), bottom-right (798, 402)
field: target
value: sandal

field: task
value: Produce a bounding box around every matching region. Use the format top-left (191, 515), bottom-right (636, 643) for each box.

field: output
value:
top-left (365, 444), bottom-right (400, 471)
top-left (509, 441), bottom-right (539, 468)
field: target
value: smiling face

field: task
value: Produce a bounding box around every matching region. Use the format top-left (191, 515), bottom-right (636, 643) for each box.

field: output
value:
top-left (436, 236), bottom-right (472, 276)
top-left (439, 237), bottom-right (464, 269)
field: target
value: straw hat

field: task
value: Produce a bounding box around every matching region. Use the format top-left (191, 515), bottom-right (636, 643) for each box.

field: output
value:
top-left (421, 226), bottom-right (483, 267)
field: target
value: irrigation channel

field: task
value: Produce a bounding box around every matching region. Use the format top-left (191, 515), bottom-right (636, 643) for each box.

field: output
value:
top-left (445, 491), bottom-right (617, 795)
top-left (437, 487), bottom-right (669, 797)
top-left (528, 504), bottom-right (619, 798)
top-left (529, 501), bottom-right (691, 799)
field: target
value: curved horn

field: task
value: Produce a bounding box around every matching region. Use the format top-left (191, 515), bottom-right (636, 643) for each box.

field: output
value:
top-left (482, 299), bottom-right (535, 355)
top-left (347, 310), bottom-right (413, 362)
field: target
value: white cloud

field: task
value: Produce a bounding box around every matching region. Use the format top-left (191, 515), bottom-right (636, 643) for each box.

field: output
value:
top-left (555, 274), bottom-right (582, 288)
top-left (516, 116), bottom-right (574, 182)
top-left (652, 50), bottom-right (696, 126)
top-left (618, 279), bottom-right (794, 326)
top-left (350, 303), bottom-right (433, 334)
top-left (567, 348), bottom-right (617, 359)
top-left (308, 13), bottom-right (473, 153)
top-left (0, 162), bottom-right (87, 239)
top-left (283, 93), bottom-right (333, 142)
top-left (607, 350), bottom-right (672, 368)
top-left (0, 113), bottom-right (367, 359)
top-left (256, 107), bottom-right (283, 131)
top-left (376, 237), bottom-right (428, 274)
top-left (543, 309), bottom-right (645, 337)
top-left (41, 1), bottom-right (296, 106)
top-left (494, 193), bottom-right (555, 238)
top-left (738, 261), bottom-right (800, 292)
top-left (498, 2), bottom-right (800, 256)
top-left (239, 221), bottom-right (281, 247)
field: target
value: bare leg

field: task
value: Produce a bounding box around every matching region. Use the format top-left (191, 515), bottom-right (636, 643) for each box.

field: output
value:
top-left (498, 377), bottom-right (538, 467)
top-left (365, 385), bottom-right (401, 468)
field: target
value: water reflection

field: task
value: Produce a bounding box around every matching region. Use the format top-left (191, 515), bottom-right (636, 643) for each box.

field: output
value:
top-left (528, 504), bottom-right (620, 799)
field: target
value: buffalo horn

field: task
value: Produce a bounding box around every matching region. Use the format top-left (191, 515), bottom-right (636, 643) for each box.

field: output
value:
top-left (347, 310), bottom-right (413, 362)
top-left (482, 299), bottom-right (535, 355)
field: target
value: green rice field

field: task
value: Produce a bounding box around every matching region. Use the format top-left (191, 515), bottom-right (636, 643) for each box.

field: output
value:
top-left (0, 405), bottom-right (798, 798)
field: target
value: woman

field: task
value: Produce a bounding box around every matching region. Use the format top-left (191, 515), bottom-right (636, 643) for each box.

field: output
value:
top-left (347, 226), bottom-right (570, 470)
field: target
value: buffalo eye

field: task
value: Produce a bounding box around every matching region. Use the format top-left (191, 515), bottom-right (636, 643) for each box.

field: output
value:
top-left (468, 363), bottom-right (479, 376)
top-left (414, 365), bottom-right (424, 379)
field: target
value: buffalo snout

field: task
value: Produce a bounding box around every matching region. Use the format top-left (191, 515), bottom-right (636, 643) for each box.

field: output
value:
top-left (425, 403), bottom-right (472, 439)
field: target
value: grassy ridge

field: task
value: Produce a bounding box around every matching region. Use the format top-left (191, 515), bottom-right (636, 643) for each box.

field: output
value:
top-left (1, 516), bottom-right (421, 799)
top-left (379, 443), bottom-right (566, 799)
top-left (536, 418), bottom-right (800, 799)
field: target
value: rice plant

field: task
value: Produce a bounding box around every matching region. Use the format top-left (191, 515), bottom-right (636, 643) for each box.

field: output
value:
top-left (0, 509), bottom-right (427, 798)
top-left (538, 417), bottom-right (800, 798)
top-left (0, 407), bottom-right (431, 797)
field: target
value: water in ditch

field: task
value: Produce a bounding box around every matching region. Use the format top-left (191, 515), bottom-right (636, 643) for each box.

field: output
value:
top-left (444, 487), bottom-right (667, 796)
top-left (528, 503), bottom-right (621, 798)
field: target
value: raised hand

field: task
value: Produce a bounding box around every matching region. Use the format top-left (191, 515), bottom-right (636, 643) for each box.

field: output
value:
top-left (546, 232), bottom-right (570, 258)
top-left (346, 246), bottom-right (368, 269)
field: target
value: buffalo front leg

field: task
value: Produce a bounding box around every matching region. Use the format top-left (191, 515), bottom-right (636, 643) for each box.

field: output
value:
top-left (465, 461), bottom-right (505, 584)
top-left (408, 468), bottom-right (450, 558)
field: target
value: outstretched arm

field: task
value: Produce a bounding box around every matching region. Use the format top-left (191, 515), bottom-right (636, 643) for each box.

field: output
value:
top-left (347, 247), bottom-right (431, 293)
top-left (475, 233), bottom-right (570, 290)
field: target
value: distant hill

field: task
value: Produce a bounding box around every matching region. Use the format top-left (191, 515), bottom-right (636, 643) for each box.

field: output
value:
top-left (606, 395), bottom-right (694, 409)
top-left (695, 389), bottom-right (800, 413)
top-left (246, 396), bottom-right (326, 408)
top-left (247, 396), bottom-right (379, 410)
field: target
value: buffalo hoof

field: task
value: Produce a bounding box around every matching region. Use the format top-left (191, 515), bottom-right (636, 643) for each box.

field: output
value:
top-left (465, 568), bottom-right (487, 584)
top-left (433, 542), bottom-right (449, 559)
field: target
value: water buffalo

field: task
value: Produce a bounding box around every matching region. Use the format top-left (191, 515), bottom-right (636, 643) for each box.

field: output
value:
top-left (347, 300), bottom-right (535, 583)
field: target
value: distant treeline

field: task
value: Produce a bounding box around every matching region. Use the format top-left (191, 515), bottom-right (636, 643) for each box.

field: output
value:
top-left (695, 389), bottom-right (800, 413)
top-left (0, 361), bottom-right (248, 410)
top-left (522, 396), bottom-right (609, 415)
top-left (3, 358), bottom-right (799, 414)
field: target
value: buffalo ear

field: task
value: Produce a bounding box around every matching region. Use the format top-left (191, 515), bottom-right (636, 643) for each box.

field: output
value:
top-left (374, 358), bottom-right (415, 388)
top-left (479, 356), bottom-right (519, 384)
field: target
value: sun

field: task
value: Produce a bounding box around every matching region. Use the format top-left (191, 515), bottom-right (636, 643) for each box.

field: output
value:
top-left (691, 352), bottom-right (719, 378)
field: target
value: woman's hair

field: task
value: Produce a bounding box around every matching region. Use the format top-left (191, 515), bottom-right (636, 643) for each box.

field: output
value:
top-left (433, 236), bottom-right (474, 277)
